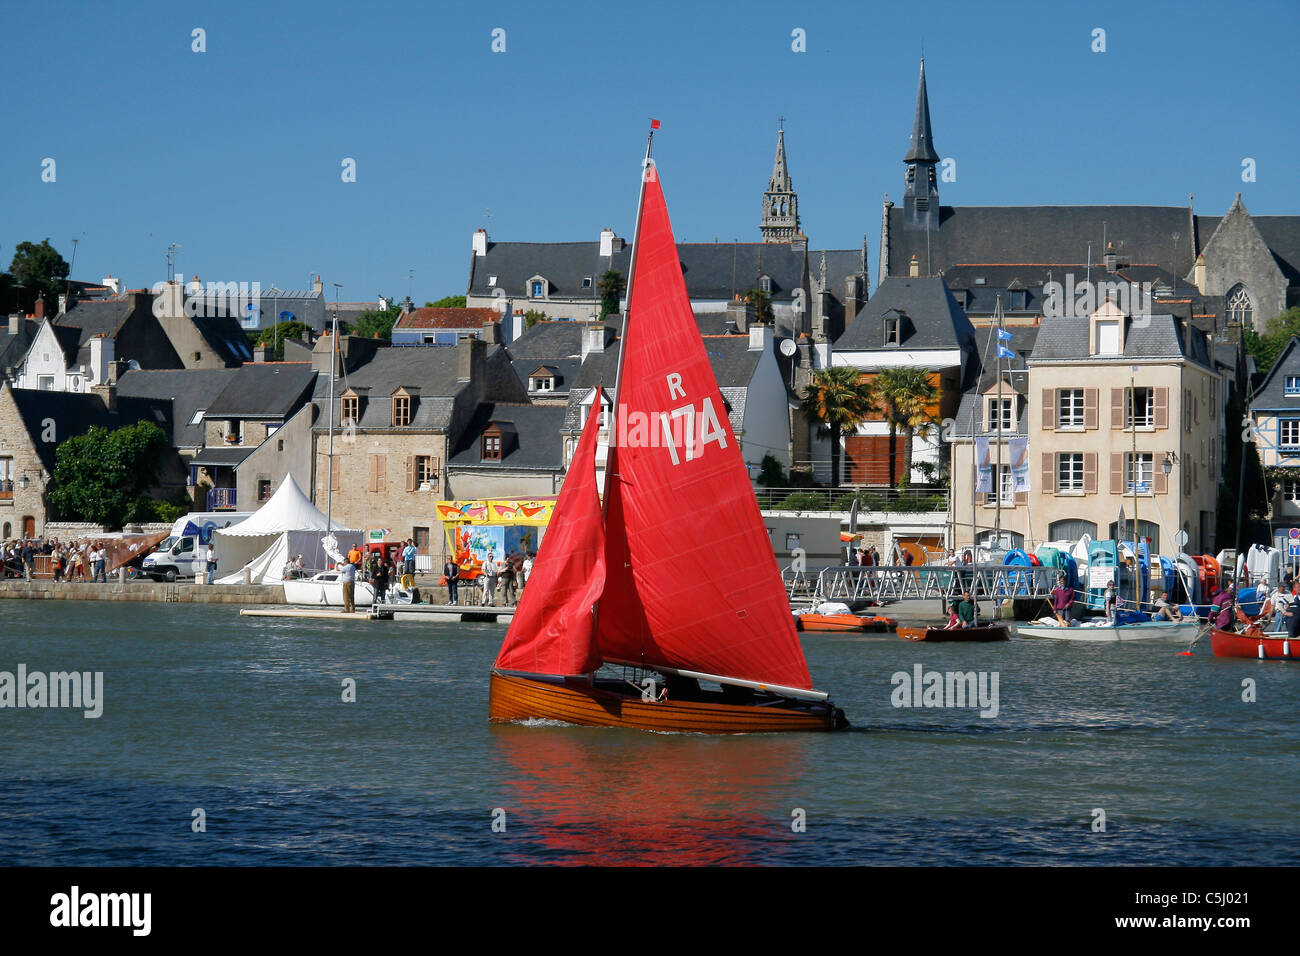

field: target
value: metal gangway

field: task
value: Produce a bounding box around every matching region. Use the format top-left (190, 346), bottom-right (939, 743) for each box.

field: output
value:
top-left (782, 564), bottom-right (1058, 605)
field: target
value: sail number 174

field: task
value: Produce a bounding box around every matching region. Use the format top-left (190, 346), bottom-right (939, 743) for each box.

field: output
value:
top-left (659, 374), bottom-right (727, 466)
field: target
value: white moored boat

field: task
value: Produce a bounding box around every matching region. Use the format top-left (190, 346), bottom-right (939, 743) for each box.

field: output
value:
top-left (1016, 617), bottom-right (1202, 642)
top-left (282, 571), bottom-right (375, 607)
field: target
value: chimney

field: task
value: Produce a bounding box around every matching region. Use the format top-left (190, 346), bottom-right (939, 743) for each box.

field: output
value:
top-left (89, 335), bottom-right (114, 384)
top-left (599, 228), bottom-right (622, 258)
top-left (33, 298), bottom-right (45, 320)
top-left (155, 281), bottom-right (185, 320)
top-left (458, 336), bottom-right (486, 383)
top-left (8, 314), bottom-right (19, 336)
top-left (107, 359), bottom-right (124, 384)
top-left (790, 233), bottom-right (807, 253)
top-left (311, 332), bottom-right (340, 376)
top-left (726, 296), bottom-right (754, 334)
top-left (473, 229), bottom-right (489, 257)
top-left (581, 322), bottom-right (607, 362)
top-left (189, 275), bottom-right (202, 295)
top-left (844, 275), bottom-right (862, 328)
top-left (102, 275), bottom-right (121, 294)
top-left (1193, 253), bottom-right (1207, 293)
top-left (748, 323), bottom-right (772, 352)
top-left (908, 254), bottom-right (920, 278)
top-left (58, 294), bottom-right (68, 315)
top-left (1104, 242), bottom-right (1118, 273)
top-left (254, 343), bottom-right (271, 363)
top-left (313, 275), bottom-right (323, 295)
top-left (403, 296), bottom-right (414, 314)
top-left (481, 317), bottom-right (502, 345)
top-left (92, 382), bottom-right (116, 412)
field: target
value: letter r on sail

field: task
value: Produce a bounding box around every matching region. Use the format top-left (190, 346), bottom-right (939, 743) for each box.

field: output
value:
top-left (666, 373), bottom-right (685, 400)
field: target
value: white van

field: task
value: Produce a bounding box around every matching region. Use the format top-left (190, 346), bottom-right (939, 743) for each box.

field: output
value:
top-left (141, 512), bottom-right (254, 582)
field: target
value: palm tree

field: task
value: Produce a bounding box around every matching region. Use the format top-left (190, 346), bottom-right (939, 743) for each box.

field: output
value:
top-left (801, 367), bottom-right (874, 488)
top-left (868, 367), bottom-right (940, 487)
top-left (597, 269), bottom-right (625, 319)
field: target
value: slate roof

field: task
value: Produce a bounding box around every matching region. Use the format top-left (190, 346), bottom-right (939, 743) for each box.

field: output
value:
top-left (116, 367), bottom-right (242, 447)
top-left (191, 446), bottom-right (257, 467)
top-left (203, 363), bottom-right (317, 418)
top-left (0, 318), bottom-right (39, 369)
top-left (1028, 313), bottom-right (1215, 370)
top-left (888, 205), bottom-right (1203, 281)
top-left (308, 344), bottom-right (521, 432)
top-left (8, 386), bottom-right (173, 472)
top-left (511, 357), bottom-right (582, 394)
top-left (1252, 336), bottom-right (1300, 409)
top-left (192, 315), bottom-right (255, 364)
top-left (952, 388), bottom-right (1029, 440)
top-left (835, 276), bottom-right (976, 354)
top-left (447, 403), bottom-right (567, 471)
top-left (469, 239), bottom-right (812, 304)
top-left (394, 307), bottom-right (499, 330)
top-left (969, 326), bottom-right (1038, 393)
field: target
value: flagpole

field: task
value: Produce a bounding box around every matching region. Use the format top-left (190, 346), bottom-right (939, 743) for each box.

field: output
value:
top-left (995, 296), bottom-right (1003, 551)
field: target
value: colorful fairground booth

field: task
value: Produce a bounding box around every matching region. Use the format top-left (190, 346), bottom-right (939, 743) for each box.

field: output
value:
top-left (436, 497), bottom-right (557, 578)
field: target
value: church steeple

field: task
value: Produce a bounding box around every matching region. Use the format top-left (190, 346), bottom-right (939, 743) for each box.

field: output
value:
top-left (903, 59), bottom-right (939, 233)
top-left (761, 122), bottom-right (800, 243)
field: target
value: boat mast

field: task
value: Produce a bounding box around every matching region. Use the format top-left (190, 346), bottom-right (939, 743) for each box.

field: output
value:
top-left (994, 295), bottom-right (1003, 552)
top-left (590, 121), bottom-right (657, 656)
top-left (1131, 365), bottom-right (1138, 612)
top-left (326, 301), bottom-right (338, 532)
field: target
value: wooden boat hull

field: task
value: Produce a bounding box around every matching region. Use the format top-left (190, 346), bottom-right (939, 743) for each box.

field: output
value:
top-left (1211, 628), bottom-right (1300, 660)
top-left (488, 670), bottom-right (844, 733)
top-left (798, 613), bottom-right (896, 633)
top-left (1016, 620), bottom-right (1200, 642)
top-left (897, 624), bottom-right (1009, 642)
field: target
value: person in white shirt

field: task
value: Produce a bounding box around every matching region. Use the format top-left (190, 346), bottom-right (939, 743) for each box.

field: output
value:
top-left (205, 543), bottom-right (217, 585)
top-left (480, 552), bottom-right (499, 606)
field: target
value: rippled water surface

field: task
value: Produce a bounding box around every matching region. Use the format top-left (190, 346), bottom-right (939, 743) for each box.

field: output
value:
top-left (0, 601), bottom-right (1296, 865)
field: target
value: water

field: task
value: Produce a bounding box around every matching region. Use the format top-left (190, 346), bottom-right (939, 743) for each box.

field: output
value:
top-left (1, 601), bottom-right (1296, 865)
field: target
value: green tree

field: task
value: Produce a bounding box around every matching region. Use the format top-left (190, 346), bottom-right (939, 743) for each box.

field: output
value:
top-left (756, 453), bottom-right (788, 487)
top-left (745, 287), bottom-right (774, 325)
top-left (868, 367), bottom-right (941, 487)
top-left (353, 301), bottom-right (402, 342)
top-left (253, 320), bottom-right (315, 360)
top-left (523, 309), bottom-right (548, 331)
top-left (597, 270), bottom-right (625, 320)
top-left (48, 420), bottom-right (171, 529)
top-left (1243, 307), bottom-right (1300, 376)
top-left (801, 367), bottom-right (874, 488)
top-left (425, 295), bottom-right (467, 308)
top-left (9, 239), bottom-right (70, 313)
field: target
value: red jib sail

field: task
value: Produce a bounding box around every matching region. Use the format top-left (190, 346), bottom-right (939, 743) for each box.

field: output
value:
top-left (596, 165), bottom-right (813, 692)
top-left (494, 388), bottom-right (606, 676)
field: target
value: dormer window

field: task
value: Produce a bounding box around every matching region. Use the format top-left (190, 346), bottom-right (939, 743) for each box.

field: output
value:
top-left (759, 274), bottom-right (772, 294)
top-left (487, 275), bottom-right (497, 287)
top-left (392, 388), bottom-right (412, 426)
top-left (341, 392), bottom-right (359, 425)
top-left (952, 290), bottom-right (967, 308)
top-left (582, 276), bottom-right (592, 288)
top-left (883, 315), bottom-right (900, 347)
top-left (482, 424), bottom-right (502, 461)
top-left (987, 397), bottom-right (1014, 432)
top-left (1009, 290), bottom-right (1026, 310)
top-left (531, 281), bottom-right (543, 296)
top-left (528, 275), bottom-right (549, 299)
top-left (1093, 317), bottom-right (1122, 355)
top-left (529, 365), bottom-right (559, 393)
top-left (581, 391), bottom-right (612, 428)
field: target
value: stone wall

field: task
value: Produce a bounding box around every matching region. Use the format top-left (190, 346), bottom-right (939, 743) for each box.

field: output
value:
top-left (0, 580), bottom-right (284, 604)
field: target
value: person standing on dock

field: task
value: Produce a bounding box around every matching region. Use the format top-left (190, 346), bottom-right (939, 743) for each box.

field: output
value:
top-left (480, 551), bottom-right (499, 606)
top-left (92, 542), bottom-right (106, 583)
top-left (443, 557), bottom-right (460, 605)
top-left (373, 558), bottom-right (388, 604)
top-left (500, 553), bottom-right (517, 605)
top-left (205, 542), bottom-right (217, 585)
top-left (402, 540), bottom-right (416, 583)
top-left (340, 558), bottom-right (356, 613)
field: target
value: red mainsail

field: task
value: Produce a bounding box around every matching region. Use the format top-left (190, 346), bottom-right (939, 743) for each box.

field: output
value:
top-left (494, 388), bottom-right (606, 676)
top-left (596, 166), bottom-right (814, 692)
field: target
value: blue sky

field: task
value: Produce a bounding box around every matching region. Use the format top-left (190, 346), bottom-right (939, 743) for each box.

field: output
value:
top-left (3, 0), bottom-right (1297, 304)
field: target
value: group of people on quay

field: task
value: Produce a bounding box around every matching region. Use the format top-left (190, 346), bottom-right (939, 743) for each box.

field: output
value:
top-left (1, 538), bottom-right (112, 582)
top-left (440, 550), bottom-right (533, 607)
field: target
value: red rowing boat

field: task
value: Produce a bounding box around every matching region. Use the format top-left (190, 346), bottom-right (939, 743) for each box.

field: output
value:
top-left (897, 623), bottom-right (1010, 642)
top-left (1210, 627), bottom-right (1300, 660)
top-left (797, 613), bottom-right (897, 633)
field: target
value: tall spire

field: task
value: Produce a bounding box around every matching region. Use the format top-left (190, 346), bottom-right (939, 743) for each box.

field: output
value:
top-left (905, 59), bottom-right (939, 164)
top-left (761, 121), bottom-right (800, 243)
top-left (902, 58), bottom-right (939, 234)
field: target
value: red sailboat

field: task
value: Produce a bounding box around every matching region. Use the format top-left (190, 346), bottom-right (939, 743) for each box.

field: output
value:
top-left (490, 127), bottom-right (847, 733)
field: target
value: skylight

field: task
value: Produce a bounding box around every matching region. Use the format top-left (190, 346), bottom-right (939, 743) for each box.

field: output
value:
top-left (190, 409), bottom-right (205, 425)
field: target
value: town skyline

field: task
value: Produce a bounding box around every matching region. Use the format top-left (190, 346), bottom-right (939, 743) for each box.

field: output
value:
top-left (3, 0), bottom-right (1297, 305)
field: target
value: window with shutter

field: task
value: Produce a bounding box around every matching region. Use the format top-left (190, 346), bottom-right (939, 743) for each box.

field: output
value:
top-left (1042, 388), bottom-right (1056, 430)
top-left (1042, 453), bottom-right (1054, 493)
top-left (330, 455), bottom-right (340, 492)
top-left (1109, 453), bottom-right (1123, 494)
top-left (1083, 453), bottom-right (1097, 494)
top-left (1153, 387), bottom-right (1168, 429)
top-left (1084, 388), bottom-right (1098, 430)
top-left (1110, 389), bottom-right (1124, 429)
top-left (405, 456), bottom-right (416, 492)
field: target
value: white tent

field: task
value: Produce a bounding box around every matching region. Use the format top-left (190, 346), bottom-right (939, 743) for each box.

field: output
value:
top-left (214, 474), bottom-right (362, 584)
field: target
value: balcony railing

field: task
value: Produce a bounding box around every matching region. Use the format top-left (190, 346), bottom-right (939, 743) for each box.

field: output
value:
top-left (207, 487), bottom-right (238, 509)
top-left (754, 486), bottom-right (949, 513)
